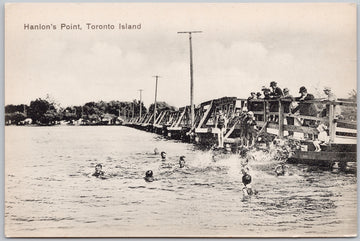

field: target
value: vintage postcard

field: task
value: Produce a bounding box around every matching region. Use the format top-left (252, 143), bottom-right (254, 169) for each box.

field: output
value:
top-left (4, 2), bottom-right (357, 237)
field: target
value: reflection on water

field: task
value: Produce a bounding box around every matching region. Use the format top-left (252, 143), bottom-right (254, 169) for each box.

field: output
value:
top-left (5, 126), bottom-right (357, 237)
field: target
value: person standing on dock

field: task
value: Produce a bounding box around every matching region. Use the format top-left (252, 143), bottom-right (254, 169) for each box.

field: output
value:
top-left (292, 86), bottom-right (317, 139)
top-left (216, 110), bottom-right (227, 148)
top-left (269, 81), bottom-right (283, 98)
top-left (321, 87), bottom-right (341, 119)
top-left (282, 88), bottom-right (295, 137)
top-left (269, 81), bottom-right (283, 122)
top-left (247, 92), bottom-right (256, 111)
top-left (244, 111), bottom-right (257, 147)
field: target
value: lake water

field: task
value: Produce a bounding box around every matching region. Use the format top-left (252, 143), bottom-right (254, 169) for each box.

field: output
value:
top-left (5, 126), bottom-right (357, 237)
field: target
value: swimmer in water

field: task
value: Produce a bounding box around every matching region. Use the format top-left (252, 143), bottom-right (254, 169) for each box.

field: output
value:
top-left (160, 151), bottom-right (167, 161)
top-left (275, 162), bottom-right (290, 176)
top-left (144, 170), bottom-right (154, 182)
top-left (154, 148), bottom-right (159, 155)
top-left (92, 164), bottom-right (105, 178)
top-left (241, 168), bottom-right (254, 196)
top-left (179, 156), bottom-right (186, 168)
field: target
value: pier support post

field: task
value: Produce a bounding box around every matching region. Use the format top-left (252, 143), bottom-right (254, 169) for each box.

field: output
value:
top-left (329, 103), bottom-right (335, 143)
top-left (278, 100), bottom-right (284, 138)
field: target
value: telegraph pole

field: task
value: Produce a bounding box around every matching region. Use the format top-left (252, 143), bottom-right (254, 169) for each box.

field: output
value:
top-left (132, 101), bottom-right (134, 118)
top-left (178, 31), bottom-right (202, 128)
top-left (153, 75), bottom-right (160, 124)
top-left (138, 89), bottom-right (143, 119)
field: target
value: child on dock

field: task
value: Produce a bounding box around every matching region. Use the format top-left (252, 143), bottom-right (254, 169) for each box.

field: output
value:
top-left (313, 122), bottom-right (329, 152)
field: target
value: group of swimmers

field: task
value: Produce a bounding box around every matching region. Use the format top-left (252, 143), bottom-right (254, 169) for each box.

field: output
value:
top-left (91, 147), bottom-right (259, 197)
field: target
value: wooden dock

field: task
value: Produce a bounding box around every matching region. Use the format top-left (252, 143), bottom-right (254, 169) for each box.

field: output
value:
top-left (124, 96), bottom-right (357, 171)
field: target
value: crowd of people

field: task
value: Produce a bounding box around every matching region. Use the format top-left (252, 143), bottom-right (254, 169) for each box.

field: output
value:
top-left (212, 81), bottom-right (340, 153)
top-left (243, 82), bottom-right (340, 148)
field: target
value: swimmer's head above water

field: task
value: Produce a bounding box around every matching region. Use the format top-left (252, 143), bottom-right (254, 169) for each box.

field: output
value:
top-left (93, 164), bottom-right (104, 177)
top-left (144, 170), bottom-right (154, 182)
top-left (154, 148), bottom-right (159, 155)
top-left (179, 156), bottom-right (186, 168)
top-left (160, 151), bottom-right (167, 160)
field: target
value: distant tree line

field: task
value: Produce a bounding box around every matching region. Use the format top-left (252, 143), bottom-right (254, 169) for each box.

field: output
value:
top-left (5, 98), bottom-right (178, 126)
top-left (5, 97), bottom-right (179, 126)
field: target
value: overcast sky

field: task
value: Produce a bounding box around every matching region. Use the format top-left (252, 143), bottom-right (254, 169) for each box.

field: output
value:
top-left (5, 3), bottom-right (356, 108)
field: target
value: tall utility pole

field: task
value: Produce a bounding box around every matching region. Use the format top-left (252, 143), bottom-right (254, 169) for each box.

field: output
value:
top-left (153, 75), bottom-right (160, 124)
top-left (138, 89), bottom-right (143, 119)
top-left (178, 31), bottom-right (202, 128)
top-left (132, 101), bottom-right (134, 118)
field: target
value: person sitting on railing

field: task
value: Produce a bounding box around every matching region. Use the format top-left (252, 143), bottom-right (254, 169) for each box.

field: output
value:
top-left (313, 121), bottom-right (329, 152)
top-left (292, 86), bottom-right (317, 139)
top-left (256, 92), bottom-right (262, 99)
top-left (282, 88), bottom-right (295, 137)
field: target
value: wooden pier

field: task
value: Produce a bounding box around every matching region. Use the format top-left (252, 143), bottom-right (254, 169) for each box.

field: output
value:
top-left (125, 96), bottom-right (357, 171)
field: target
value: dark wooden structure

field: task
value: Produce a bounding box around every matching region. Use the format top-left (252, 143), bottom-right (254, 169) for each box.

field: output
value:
top-left (124, 96), bottom-right (357, 171)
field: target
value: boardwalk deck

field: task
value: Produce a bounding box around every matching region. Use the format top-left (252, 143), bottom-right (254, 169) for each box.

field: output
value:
top-left (124, 96), bottom-right (357, 168)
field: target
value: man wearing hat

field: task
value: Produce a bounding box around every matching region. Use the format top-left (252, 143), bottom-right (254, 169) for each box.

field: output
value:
top-left (269, 81), bottom-right (283, 99)
top-left (268, 81), bottom-right (283, 121)
top-left (292, 86), bottom-right (317, 139)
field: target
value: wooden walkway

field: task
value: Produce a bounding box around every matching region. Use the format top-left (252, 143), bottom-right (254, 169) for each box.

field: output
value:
top-left (125, 96), bottom-right (357, 167)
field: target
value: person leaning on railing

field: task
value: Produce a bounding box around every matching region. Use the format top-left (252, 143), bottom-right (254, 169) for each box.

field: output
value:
top-left (292, 86), bottom-right (318, 139)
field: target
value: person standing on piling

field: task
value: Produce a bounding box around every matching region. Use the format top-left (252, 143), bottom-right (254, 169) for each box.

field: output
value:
top-left (244, 111), bottom-right (257, 147)
top-left (216, 110), bottom-right (227, 148)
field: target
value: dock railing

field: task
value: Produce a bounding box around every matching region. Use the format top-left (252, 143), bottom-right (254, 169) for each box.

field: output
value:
top-left (248, 98), bottom-right (357, 144)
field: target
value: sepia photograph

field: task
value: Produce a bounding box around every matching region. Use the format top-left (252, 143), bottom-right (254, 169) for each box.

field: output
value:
top-left (4, 2), bottom-right (357, 237)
